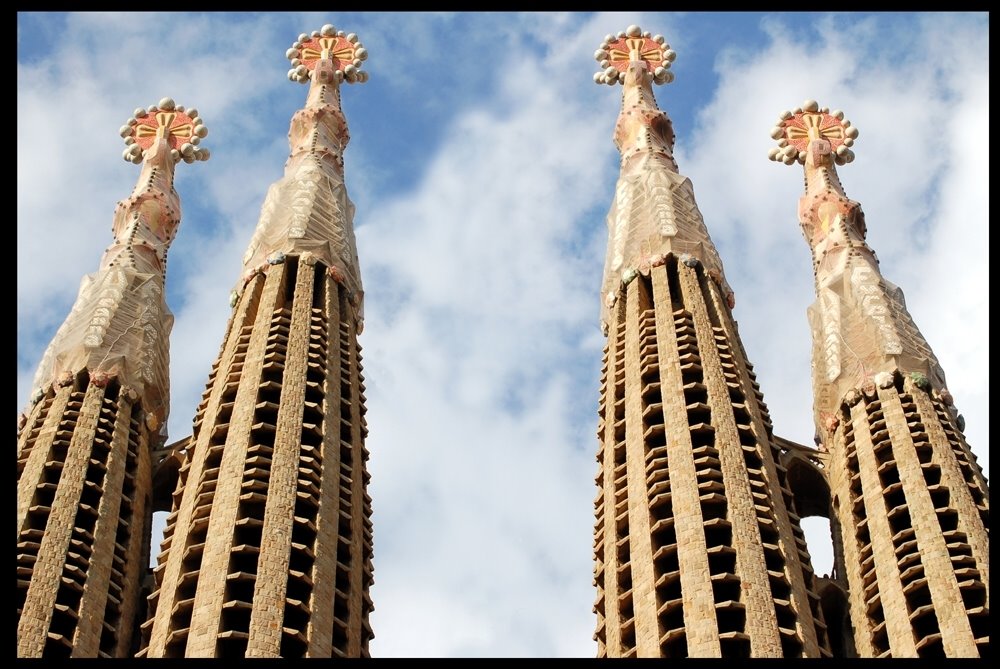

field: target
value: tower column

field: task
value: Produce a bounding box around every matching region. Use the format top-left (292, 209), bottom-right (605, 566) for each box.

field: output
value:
top-left (17, 387), bottom-right (73, 534)
top-left (18, 383), bottom-right (106, 655)
top-left (71, 389), bottom-right (137, 656)
top-left (622, 281), bottom-right (661, 656)
top-left (591, 26), bottom-right (830, 658)
top-left (827, 448), bottom-right (874, 657)
top-left (305, 271), bottom-right (344, 658)
top-left (141, 272), bottom-right (267, 657)
top-left (16, 98), bottom-right (209, 658)
top-left (183, 267), bottom-right (287, 656)
top-left (245, 259), bottom-right (316, 656)
top-left (878, 382), bottom-right (977, 655)
top-left (712, 268), bottom-right (826, 657)
top-left (142, 24), bottom-right (374, 658)
top-left (650, 264), bottom-right (720, 657)
top-left (678, 263), bottom-right (783, 657)
top-left (845, 397), bottom-right (919, 656)
top-left (770, 100), bottom-right (989, 658)
top-left (907, 390), bottom-right (989, 595)
top-left (594, 306), bottom-right (625, 655)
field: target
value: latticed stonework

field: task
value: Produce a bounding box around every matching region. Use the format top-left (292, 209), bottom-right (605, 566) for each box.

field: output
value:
top-left (771, 102), bottom-right (989, 658)
top-left (16, 100), bottom-right (208, 657)
top-left (591, 27), bottom-right (831, 658)
top-left (138, 258), bottom-right (372, 658)
top-left (17, 377), bottom-right (153, 658)
top-left (139, 26), bottom-right (373, 658)
top-left (829, 377), bottom-right (989, 657)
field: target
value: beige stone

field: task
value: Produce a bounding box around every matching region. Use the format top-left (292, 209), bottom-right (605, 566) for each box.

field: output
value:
top-left (774, 103), bottom-right (989, 658)
top-left (592, 32), bottom-right (831, 658)
top-left (140, 39), bottom-right (373, 659)
top-left (16, 106), bottom-right (204, 657)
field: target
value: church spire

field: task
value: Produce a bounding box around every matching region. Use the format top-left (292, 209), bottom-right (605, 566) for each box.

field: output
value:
top-left (141, 25), bottom-right (375, 658)
top-left (17, 99), bottom-right (208, 658)
top-left (770, 102), bottom-right (989, 658)
top-left (594, 25), bottom-right (733, 334)
top-left (237, 23), bottom-right (369, 329)
top-left (26, 98), bottom-right (210, 437)
top-left (768, 101), bottom-right (945, 429)
top-left (590, 27), bottom-right (831, 658)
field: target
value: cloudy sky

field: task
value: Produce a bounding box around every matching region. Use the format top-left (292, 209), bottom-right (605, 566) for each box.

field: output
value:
top-left (17, 12), bottom-right (988, 658)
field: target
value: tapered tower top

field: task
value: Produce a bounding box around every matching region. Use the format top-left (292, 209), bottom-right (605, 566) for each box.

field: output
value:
top-left (593, 26), bottom-right (733, 333)
top-left (235, 24), bottom-right (369, 329)
top-left (26, 100), bottom-right (209, 431)
top-left (769, 100), bottom-right (949, 430)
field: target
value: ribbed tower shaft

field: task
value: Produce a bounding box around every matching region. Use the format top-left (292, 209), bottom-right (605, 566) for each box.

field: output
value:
top-left (592, 38), bottom-right (831, 658)
top-left (17, 120), bottom-right (196, 657)
top-left (17, 378), bottom-right (153, 658)
top-left (781, 111), bottom-right (989, 658)
top-left (140, 37), bottom-right (373, 658)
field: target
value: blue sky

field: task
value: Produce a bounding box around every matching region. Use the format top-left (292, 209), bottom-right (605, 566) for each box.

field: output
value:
top-left (17, 12), bottom-right (989, 657)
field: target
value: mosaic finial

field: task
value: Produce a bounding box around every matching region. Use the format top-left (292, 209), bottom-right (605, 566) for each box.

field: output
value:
top-left (119, 98), bottom-right (211, 164)
top-left (286, 24), bottom-right (369, 85)
top-left (593, 25), bottom-right (676, 86)
top-left (767, 100), bottom-right (859, 166)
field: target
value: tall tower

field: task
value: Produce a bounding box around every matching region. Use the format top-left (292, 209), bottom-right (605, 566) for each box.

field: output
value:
top-left (139, 24), bottom-right (374, 658)
top-left (16, 99), bottom-right (210, 657)
top-left (769, 102), bottom-right (989, 658)
top-left (590, 26), bottom-right (831, 658)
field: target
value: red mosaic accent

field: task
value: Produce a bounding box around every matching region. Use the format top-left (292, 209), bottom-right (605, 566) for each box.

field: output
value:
top-left (298, 35), bottom-right (356, 71)
top-left (132, 110), bottom-right (196, 150)
top-left (782, 111), bottom-right (847, 152)
top-left (606, 36), bottom-right (663, 72)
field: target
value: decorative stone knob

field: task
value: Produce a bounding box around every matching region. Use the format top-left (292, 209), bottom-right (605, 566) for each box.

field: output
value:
top-left (286, 24), bottom-right (369, 85)
top-left (593, 25), bottom-right (675, 86)
top-left (768, 100), bottom-right (857, 166)
top-left (120, 98), bottom-right (210, 165)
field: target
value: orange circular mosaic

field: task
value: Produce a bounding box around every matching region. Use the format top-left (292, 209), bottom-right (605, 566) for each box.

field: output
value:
top-left (132, 110), bottom-right (197, 151)
top-left (297, 35), bottom-right (357, 71)
top-left (782, 112), bottom-right (847, 153)
top-left (605, 36), bottom-right (664, 72)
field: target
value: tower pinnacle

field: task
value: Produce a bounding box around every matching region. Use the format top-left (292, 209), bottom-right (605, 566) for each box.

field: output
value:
top-left (121, 97), bottom-right (211, 165)
top-left (17, 100), bottom-right (207, 658)
top-left (768, 100), bottom-right (946, 426)
top-left (593, 25), bottom-right (676, 86)
top-left (28, 100), bottom-right (210, 433)
top-left (236, 24), bottom-right (367, 330)
top-left (767, 100), bottom-right (856, 168)
top-left (286, 23), bottom-right (369, 86)
top-left (141, 26), bottom-right (375, 658)
top-left (593, 26), bottom-right (732, 335)
top-left (771, 102), bottom-right (989, 657)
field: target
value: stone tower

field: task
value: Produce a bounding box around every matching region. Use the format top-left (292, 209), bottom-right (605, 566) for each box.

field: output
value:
top-left (769, 102), bottom-right (989, 658)
top-left (16, 99), bottom-right (210, 657)
top-left (589, 26), bottom-right (831, 658)
top-left (138, 25), bottom-right (374, 658)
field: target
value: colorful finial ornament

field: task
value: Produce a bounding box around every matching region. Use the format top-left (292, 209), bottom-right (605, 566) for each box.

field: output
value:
top-left (593, 25), bottom-right (677, 86)
top-left (286, 24), bottom-right (369, 85)
top-left (119, 97), bottom-right (211, 164)
top-left (767, 99), bottom-right (859, 166)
